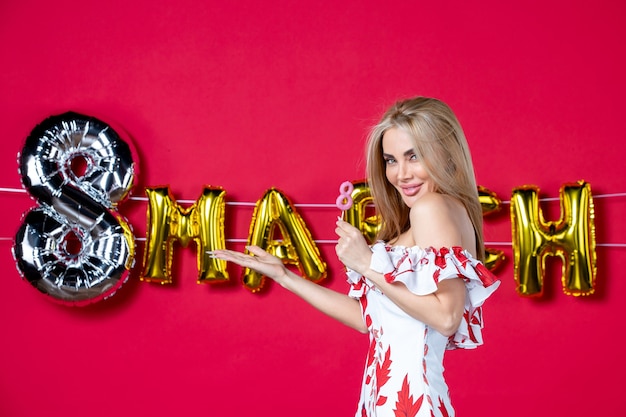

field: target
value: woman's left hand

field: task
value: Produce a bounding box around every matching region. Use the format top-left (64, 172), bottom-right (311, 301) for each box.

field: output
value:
top-left (335, 218), bottom-right (372, 274)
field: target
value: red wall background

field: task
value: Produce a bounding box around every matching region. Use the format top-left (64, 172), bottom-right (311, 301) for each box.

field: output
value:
top-left (1, 1), bottom-right (625, 416)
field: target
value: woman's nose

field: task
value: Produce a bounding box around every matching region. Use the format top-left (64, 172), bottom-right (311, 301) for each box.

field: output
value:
top-left (397, 161), bottom-right (411, 179)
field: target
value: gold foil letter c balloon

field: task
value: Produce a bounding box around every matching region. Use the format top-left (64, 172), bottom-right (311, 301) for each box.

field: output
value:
top-left (243, 188), bottom-right (327, 292)
top-left (343, 181), bottom-right (380, 244)
top-left (510, 181), bottom-right (596, 297)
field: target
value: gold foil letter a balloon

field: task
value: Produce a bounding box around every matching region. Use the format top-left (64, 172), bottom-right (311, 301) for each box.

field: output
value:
top-left (243, 188), bottom-right (327, 292)
top-left (510, 181), bottom-right (596, 297)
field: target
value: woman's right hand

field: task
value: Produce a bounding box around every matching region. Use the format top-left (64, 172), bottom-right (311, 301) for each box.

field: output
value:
top-left (212, 244), bottom-right (367, 333)
top-left (209, 245), bottom-right (288, 284)
top-left (335, 218), bottom-right (372, 275)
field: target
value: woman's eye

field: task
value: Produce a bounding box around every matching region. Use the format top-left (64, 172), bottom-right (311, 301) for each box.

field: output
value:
top-left (409, 153), bottom-right (418, 161)
top-left (384, 158), bottom-right (396, 165)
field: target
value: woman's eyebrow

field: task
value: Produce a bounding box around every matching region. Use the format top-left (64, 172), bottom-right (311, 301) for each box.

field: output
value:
top-left (382, 149), bottom-right (415, 158)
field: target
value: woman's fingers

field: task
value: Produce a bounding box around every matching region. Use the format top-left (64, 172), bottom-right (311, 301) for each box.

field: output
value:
top-left (245, 245), bottom-right (269, 258)
top-left (336, 220), bottom-right (365, 247)
top-left (208, 249), bottom-right (238, 263)
top-left (208, 247), bottom-right (283, 276)
top-left (335, 218), bottom-right (347, 233)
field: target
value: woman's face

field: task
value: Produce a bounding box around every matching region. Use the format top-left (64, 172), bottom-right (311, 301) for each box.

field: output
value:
top-left (382, 127), bottom-right (434, 208)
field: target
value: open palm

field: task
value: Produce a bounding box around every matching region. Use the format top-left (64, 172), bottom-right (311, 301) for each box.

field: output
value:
top-left (209, 245), bottom-right (286, 281)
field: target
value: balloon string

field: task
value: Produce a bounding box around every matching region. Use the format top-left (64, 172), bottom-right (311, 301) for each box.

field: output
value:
top-left (2, 187), bottom-right (626, 246)
top-left (1, 236), bottom-right (625, 247)
top-left (0, 187), bottom-right (335, 207)
top-left (128, 196), bottom-right (336, 208)
top-left (498, 192), bottom-right (626, 204)
top-left (129, 239), bottom-right (626, 246)
top-left (592, 192), bottom-right (626, 199)
top-left (2, 186), bottom-right (626, 205)
top-left (0, 187), bottom-right (26, 193)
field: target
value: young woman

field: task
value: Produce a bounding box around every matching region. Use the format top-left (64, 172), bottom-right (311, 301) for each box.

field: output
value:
top-left (210, 97), bottom-right (500, 416)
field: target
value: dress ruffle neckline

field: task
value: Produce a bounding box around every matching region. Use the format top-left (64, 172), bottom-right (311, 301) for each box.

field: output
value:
top-left (347, 242), bottom-right (500, 349)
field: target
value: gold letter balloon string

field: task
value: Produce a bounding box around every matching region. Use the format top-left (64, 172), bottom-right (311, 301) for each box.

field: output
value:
top-left (138, 186), bottom-right (327, 292)
top-left (4, 113), bottom-right (625, 303)
top-left (137, 179), bottom-right (601, 297)
top-left (5, 178), bottom-right (623, 301)
top-left (12, 112), bottom-right (136, 306)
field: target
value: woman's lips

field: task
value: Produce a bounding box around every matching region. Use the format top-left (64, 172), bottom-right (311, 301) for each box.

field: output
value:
top-left (401, 184), bottom-right (421, 196)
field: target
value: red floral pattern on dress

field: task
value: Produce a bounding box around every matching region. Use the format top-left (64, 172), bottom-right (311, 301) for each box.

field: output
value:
top-left (393, 375), bottom-right (424, 417)
top-left (346, 243), bottom-right (500, 417)
top-left (376, 347), bottom-right (392, 406)
top-left (474, 262), bottom-right (497, 286)
top-left (437, 397), bottom-right (451, 417)
top-left (433, 247), bottom-right (449, 269)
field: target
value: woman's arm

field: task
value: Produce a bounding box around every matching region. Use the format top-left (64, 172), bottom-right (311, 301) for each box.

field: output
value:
top-left (360, 269), bottom-right (465, 337)
top-left (210, 246), bottom-right (367, 333)
top-left (335, 193), bottom-right (468, 336)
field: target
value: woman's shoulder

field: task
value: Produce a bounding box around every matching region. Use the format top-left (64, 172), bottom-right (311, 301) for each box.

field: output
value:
top-left (409, 192), bottom-right (461, 220)
top-left (408, 192), bottom-right (472, 250)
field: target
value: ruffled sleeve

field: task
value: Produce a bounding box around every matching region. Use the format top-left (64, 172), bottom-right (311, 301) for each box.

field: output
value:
top-left (365, 242), bottom-right (500, 349)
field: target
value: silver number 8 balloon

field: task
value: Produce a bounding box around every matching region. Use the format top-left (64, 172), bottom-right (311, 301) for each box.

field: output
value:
top-left (13, 112), bottom-right (136, 305)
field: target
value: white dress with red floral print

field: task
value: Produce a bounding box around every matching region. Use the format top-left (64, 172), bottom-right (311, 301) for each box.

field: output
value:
top-left (346, 243), bottom-right (500, 417)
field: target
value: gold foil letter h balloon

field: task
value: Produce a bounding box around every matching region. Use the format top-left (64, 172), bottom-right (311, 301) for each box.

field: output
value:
top-left (510, 181), bottom-right (597, 297)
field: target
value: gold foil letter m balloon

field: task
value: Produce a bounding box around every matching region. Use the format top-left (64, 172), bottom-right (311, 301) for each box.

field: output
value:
top-left (510, 181), bottom-right (597, 297)
top-left (141, 186), bottom-right (229, 284)
top-left (244, 188), bottom-right (327, 292)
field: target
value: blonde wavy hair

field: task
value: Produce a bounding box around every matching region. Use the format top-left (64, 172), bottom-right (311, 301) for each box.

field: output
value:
top-left (366, 97), bottom-right (485, 260)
